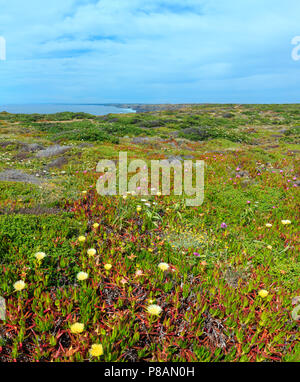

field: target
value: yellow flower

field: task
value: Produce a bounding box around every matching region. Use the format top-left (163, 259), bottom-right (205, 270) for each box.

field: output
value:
top-left (267, 245), bottom-right (272, 250)
top-left (281, 220), bottom-right (291, 225)
top-left (70, 322), bottom-right (84, 334)
top-left (158, 262), bottom-right (169, 271)
top-left (258, 289), bottom-right (269, 298)
top-left (147, 304), bottom-right (162, 316)
top-left (78, 236), bottom-right (86, 242)
top-left (93, 223), bottom-right (99, 229)
top-left (123, 195), bottom-right (127, 200)
top-left (87, 248), bottom-right (96, 256)
top-left (157, 191), bottom-right (162, 197)
top-left (13, 280), bottom-right (26, 291)
top-left (104, 263), bottom-right (112, 271)
top-left (136, 206), bottom-right (142, 212)
top-left (34, 252), bottom-right (46, 261)
top-left (77, 271), bottom-right (88, 281)
top-left (82, 190), bottom-right (87, 195)
top-left (89, 344), bottom-right (103, 357)
top-left (265, 223), bottom-right (272, 228)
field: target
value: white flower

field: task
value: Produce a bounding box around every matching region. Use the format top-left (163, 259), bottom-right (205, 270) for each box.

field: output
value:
top-left (147, 304), bottom-right (162, 316)
top-left (34, 252), bottom-right (46, 261)
top-left (158, 262), bottom-right (169, 271)
top-left (13, 280), bottom-right (26, 291)
top-left (104, 263), bottom-right (112, 271)
top-left (87, 248), bottom-right (96, 256)
top-left (77, 272), bottom-right (88, 281)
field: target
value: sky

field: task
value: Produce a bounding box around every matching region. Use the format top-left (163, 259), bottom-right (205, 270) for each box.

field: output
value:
top-left (0, 0), bottom-right (299, 104)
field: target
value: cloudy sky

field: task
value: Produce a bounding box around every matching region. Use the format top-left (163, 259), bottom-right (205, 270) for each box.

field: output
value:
top-left (0, 0), bottom-right (299, 104)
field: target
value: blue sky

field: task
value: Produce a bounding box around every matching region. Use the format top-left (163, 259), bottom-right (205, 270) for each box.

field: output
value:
top-left (0, 0), bottom-right (299, 104)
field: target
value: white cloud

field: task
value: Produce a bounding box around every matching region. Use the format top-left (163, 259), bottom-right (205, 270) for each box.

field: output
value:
top-left (0, 0), bottom-right (300, 103)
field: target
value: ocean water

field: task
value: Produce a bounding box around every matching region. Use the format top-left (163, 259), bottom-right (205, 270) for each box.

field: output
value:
top-left (0, 104), bottom-right (135, 115)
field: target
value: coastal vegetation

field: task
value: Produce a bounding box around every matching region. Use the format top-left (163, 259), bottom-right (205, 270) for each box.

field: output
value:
top-left (0, 104), bottom-right (299, 362)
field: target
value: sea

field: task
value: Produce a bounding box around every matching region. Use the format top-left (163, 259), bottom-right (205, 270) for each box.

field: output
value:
top-left (0, 104), bottom-right (136, 115)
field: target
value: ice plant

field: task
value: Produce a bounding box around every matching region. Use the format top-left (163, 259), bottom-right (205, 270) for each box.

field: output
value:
top-left (147, 304), bottom-right (162, 316)
top-left (258, 289), bottom-right (269, 298)
top-left (70, 323), bottom-right (84, 334)
top-left (158, 262), bottom-right (169, 271)
top-left (34, 252), bottom-right (46, 261)
top-left (78, 235), bottom-right (86, 242)
top-left (220, 222), bottom-right (227, 229)
top-left (77, 272), bottom-right (88, 281)
top-left (89, 344), bottom-right (103, 357)
top-left (87, 248), bottom-right (96, 256)
top-left (104, 263), bottom-right (112, 271)
top-left (13, 280), bottom-right (26, 291)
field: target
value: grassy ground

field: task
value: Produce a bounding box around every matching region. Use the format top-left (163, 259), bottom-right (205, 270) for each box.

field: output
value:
top-left (0, 104), bottom-right (299, 362)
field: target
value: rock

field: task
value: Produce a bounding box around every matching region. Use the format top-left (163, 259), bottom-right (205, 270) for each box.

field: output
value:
top-left (234, 169), bottom-right (250, 178)
top-left (183, 155), bottom-right (195, 159)
top-left (0, 169), bottom-right (43, 184)
top-left (21, 143), bottom-right (45, 152)
top-left (167, 155), bottom-right (183, 163)
top-left (13, 152), bottom-right (31, 161)
top-left (278, 129), bottom-right (288, 134)
top-left (47, 156), bottom-right (69, 169)
top-left (78, 143), bottom-right (94, 148)
top-left (0, 141), bottom-right (15, 148)
top-left (241, 178), bottom-right (256, 188)
top-left (222, 113), bottom-right (234, 118)
top-left (131, 137), bottom-right (150, 144)
top-left (35, 145), bottom-right (71, 158)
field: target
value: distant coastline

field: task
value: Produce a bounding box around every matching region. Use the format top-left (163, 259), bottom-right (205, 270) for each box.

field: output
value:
top-left (0, 104), bottom-right (136, 115)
